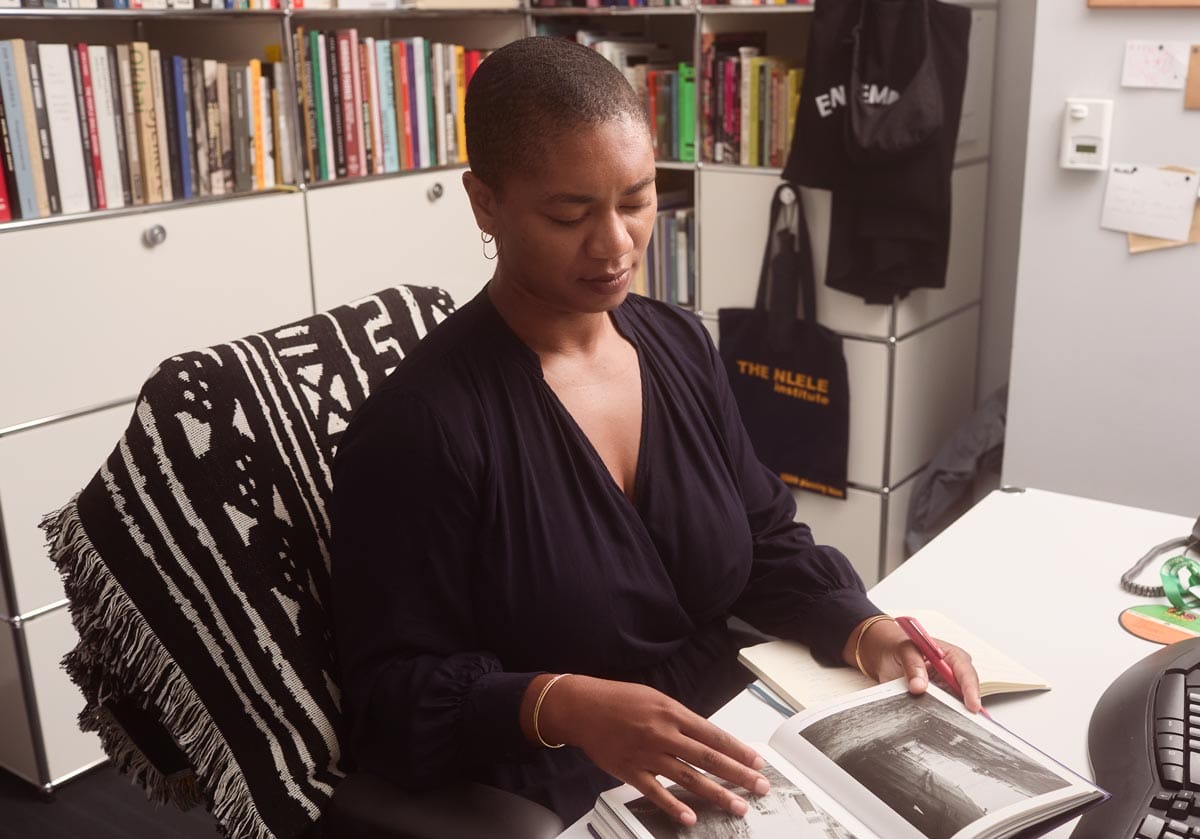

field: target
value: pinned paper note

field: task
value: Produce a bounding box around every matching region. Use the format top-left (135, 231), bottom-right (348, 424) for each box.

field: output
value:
top-left (1122, 40), bottom-right (1190, 89)
top-left (1128, 165), bottom-right (1200, 253)
top-left (1186, 45), bottom-right (1200, 110)
top-left (1101, 164), bottom-right (1198, 242)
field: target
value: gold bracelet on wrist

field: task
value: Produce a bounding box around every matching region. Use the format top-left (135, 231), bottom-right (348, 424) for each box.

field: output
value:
top-left (853, 615), bottom-right (894, 679)
top-left (533, 673), bottom-right (571, 749)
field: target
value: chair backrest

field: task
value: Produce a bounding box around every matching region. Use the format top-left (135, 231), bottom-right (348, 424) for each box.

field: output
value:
top-left (43, 286), bottom-right (456, 839)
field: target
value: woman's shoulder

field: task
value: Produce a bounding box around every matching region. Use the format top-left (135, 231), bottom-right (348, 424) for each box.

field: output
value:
top-left (619, 293), bottom-right (716, 364)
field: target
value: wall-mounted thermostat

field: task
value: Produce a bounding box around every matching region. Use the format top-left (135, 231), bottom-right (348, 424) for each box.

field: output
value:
top-left (1060, 98), bottom-right (1113, 171)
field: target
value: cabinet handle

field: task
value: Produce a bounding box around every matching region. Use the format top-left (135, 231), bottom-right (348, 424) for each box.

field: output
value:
top-left (426, 182), bottom-right (444, 203)
top-left (142, 224), bottom-right (168, 249)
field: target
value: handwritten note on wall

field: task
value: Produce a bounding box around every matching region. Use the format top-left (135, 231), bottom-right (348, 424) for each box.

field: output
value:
top-left (1101, 164), bottom-right (1198, 242)
top-left (1122, 41), bottom-right (1190, 89)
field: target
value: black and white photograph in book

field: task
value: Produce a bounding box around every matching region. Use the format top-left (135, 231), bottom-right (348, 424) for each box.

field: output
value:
top-left (799, 694), bottom-right (1069, 839)
top-left (625, 764), bottom-right (859, 839)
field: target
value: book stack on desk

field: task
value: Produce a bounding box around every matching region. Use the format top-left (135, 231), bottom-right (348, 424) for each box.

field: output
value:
top-left (589, 681), bottom-right (1105, 839)
top-left (738, 609), bottom-right (1052, 713)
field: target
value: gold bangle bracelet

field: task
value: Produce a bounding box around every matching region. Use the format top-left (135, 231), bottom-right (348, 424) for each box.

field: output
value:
top-left (853, 615), bottom-right (894, 679)
top-left (533, 673), bottom-right (571, 749)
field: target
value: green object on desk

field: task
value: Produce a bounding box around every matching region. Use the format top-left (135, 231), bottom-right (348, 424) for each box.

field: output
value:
top-left (1160, 555), bottom-right (1200, 612)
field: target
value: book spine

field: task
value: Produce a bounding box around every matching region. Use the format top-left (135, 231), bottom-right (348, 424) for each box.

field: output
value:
top-left (294, 27), bottom-right (315, 183)
top-left (347, 29), bottom-right (364, 177)
top-left (248, 58), bottom-right (263, 189)
top-left (0, 41), bottom-right (41, 216)
top-left (725, 56), bottom-right (741, 166)
top-left (189, 57), bottom-right (209, 197)
top-left (272, 62), bottom-right (292, 185)
top-left (202, 60), bottom-right (221, 195)
top-left (738, 48), bottom-right (756, 166)
top-left (150, 49), bottom-right (172, 201)
top-left (678, 62), bottom-right (695, 163)
top-left (367, 39), bottom-right (384, 175)
top-left (216, 61), bottom-right (233, 193)
top-left (441, 43), bottom-right (454, 163)
top-left (712, 52), bottom-right (724, 164)
top-left (259, 72), bottom-right (274, 187)
top-left (646, 69), bottom-right (659, 158)
top-left (334, 30), bottom-right (357, 177)
top-left (376, 40), bottom-right (398, 174)
top-left (315, 33), bottom-right (334, 180)
top-left (423, 40), bottom-right (435, 169)
top-left (758, 59), bottom-right (768, 168)
top-left (26, 40), bottom-right (61, 214)
top-left (88, 46), bottom-right (125, 209)
top-left (668, 70), bottom-right (678, 161)
top-left (358, 40), bottom-right (373, 176)
top-left (77, 44), bottom-right (107, 209)
top-left (325, 33), bottom-right (346, 179)
top-left (229, 63), bottom-right (250, 192)
top-left (105, 45), bottom-right (133, 206)
top-left (12, 41), bottom-right (49, 217)
top-left (454, 44), bottom-right (466, 165)
top-left (130, 42), bottom-right (161, 204)
top-left (175, 56), bottom-right (194, 198)
top-left (116, 45), bottom-right (143, 205)
top-left (309, 31), bottom-right (328, 181)
top-left (430, 43), bottom-right (445, 167)
top-left (395, 41), bottom-right (413, 170)
top-left (407, 38), bottom-right (423, 169)
top-left (699, 34), bottom-right (714, 163)
top-left (66, 43), bottom-right (97, 209)
top-left (0, 85), bottom-right (15, 220)
top-left (159, 52), bottom-right (183, 199)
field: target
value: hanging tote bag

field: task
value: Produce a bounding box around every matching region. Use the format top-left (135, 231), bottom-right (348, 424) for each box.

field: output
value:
top-left (717, 182), bottom-right (851, 499)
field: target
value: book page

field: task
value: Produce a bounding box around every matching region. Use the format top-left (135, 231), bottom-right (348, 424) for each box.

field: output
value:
top-left (739, 609), bottom-right (1050, 712)
top-left (768, 681), bottom-right (1101, 839)
top-left (594, 745), bottom-right (880, 839)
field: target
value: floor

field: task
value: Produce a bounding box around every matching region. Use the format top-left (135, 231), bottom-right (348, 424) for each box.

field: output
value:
top-left (0, 764), bottom-right (218, 839)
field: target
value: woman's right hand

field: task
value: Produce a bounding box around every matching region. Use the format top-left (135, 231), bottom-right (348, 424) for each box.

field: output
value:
top-left (522, 674), bottom-right (771, 825)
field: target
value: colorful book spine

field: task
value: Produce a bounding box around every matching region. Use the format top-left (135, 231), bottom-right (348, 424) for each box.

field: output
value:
top-left (0, 83), bottom-right (19, 219)
top-left (158, 52), bottom-right (182, 199)
top-left (395, 41), bottom-right (413, 170)
top-left (229, 62), bottom-right (250, 192)
top-left (171, 55), bottom-right (192, 198)
top-left (247, 58), bottom-right (263, 189)
top-left (77, 43), bottom-right (108, 209)
top-left (294, 28), bottom-right (315, 183)
top-left (375, 39), bottom-right (399, 174)
top-left (118, 44), bottom-right (144, 205)
top-left (0, 41), bottom-right (40, 218)
top-left (678, 62), bottom-right (695, 163)
top-left (13, 41), bottom-right (50, 217)
top-left (25, 41), bottom-right (63, 215)
top-left (325, 34), bottom-right (346, 179)
top-left (454, 44), bottom-right (466, 164)
top-left (309, 30), bottom-right (327, 181)
top-left (216, 61), bottom-right (233, 193)
top-left (105, 45), bottom-right (133, 206)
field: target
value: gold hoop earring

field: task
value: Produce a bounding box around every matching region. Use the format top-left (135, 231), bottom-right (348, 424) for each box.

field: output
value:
top-left (481, 231), bottom-right (498, 261)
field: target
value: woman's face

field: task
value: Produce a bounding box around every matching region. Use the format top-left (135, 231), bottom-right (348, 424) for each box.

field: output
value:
top-left (472, 115), bottom-right (659, 316)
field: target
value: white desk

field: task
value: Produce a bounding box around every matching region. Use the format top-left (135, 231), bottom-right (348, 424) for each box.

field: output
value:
top-left (559, 488), bottom-right (1196, 838)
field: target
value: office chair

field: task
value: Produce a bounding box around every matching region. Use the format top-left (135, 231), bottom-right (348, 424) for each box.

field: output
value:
top-left (42, 286), bottom-right (563, 839)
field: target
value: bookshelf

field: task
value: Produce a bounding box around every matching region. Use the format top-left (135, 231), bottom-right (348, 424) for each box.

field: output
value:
top-left (0, 0), bottom-right (998, 801)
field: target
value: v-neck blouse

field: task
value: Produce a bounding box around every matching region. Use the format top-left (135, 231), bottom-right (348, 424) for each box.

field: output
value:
top-left (330, 289), bottom-right (880, 815)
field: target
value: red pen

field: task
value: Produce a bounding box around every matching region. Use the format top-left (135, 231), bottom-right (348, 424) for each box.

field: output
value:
top-left (895, 615), bottom-right (991, 719)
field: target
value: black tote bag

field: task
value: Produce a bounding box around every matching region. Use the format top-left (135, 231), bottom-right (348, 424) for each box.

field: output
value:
top-left (718, 182), bottom-right (850, 499)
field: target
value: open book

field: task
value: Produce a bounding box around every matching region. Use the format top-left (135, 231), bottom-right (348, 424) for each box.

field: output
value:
top-left (589, 681), bottom-right (1104, 839)
top-left (738, 610), bottom-right (1051, 712)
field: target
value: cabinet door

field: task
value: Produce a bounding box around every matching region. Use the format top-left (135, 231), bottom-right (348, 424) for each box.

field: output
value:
top-left (0, 623), bottom-right (38, 785)
top-left (0, 193), bottom-right (313, 431)
top-left (793, 487), bottom-right (884, 588)
top-left (0, 403), bottom-right (132, 616)
top-left (306, 169), bottom-right (492, 314)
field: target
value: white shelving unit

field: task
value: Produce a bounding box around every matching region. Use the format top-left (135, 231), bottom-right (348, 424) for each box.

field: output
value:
top-left (0, 0), bottom-right (997, 792)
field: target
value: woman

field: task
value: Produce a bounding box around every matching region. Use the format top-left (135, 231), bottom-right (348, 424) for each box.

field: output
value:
top-left (330, 36), bottom-right (980, 826)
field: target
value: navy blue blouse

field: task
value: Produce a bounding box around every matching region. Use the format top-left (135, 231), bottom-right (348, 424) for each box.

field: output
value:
top-left (330, 289), bottom-right (881, 820)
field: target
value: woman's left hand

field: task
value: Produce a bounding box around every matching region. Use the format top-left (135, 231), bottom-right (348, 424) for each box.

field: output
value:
top-left (847, 616), bottom-right (983, 714)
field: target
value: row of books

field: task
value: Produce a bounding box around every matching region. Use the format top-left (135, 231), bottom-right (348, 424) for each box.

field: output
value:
top-left (0, 0), bottom-right (519, 8)
top-left (635, 202), bottom-right (694, 308)
top-left (292, 29), bottom-right (486, 182)
top-left (0, 39), bottom-right (294, 223)
top-left (561, 30), bottom-right (696, 162)
top-left (700, 32), bottom-right (803, 166)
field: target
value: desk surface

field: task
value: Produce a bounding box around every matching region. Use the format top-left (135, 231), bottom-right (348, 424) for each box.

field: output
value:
top-left (559, 488), bottom-right (1195, 838)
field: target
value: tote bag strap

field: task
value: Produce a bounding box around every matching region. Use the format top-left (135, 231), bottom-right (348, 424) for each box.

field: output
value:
top-left (754, 182), bottom-right (819, 351)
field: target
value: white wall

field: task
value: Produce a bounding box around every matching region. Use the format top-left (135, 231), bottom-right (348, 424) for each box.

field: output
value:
top-left (975, 0), bottom-right (1036, 400)
top-left (1003, 1), bottom-right (1200, 516)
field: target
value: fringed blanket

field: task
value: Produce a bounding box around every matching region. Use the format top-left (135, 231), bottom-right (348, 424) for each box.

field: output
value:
top-left (41, 286), bottom-right (456, 839)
